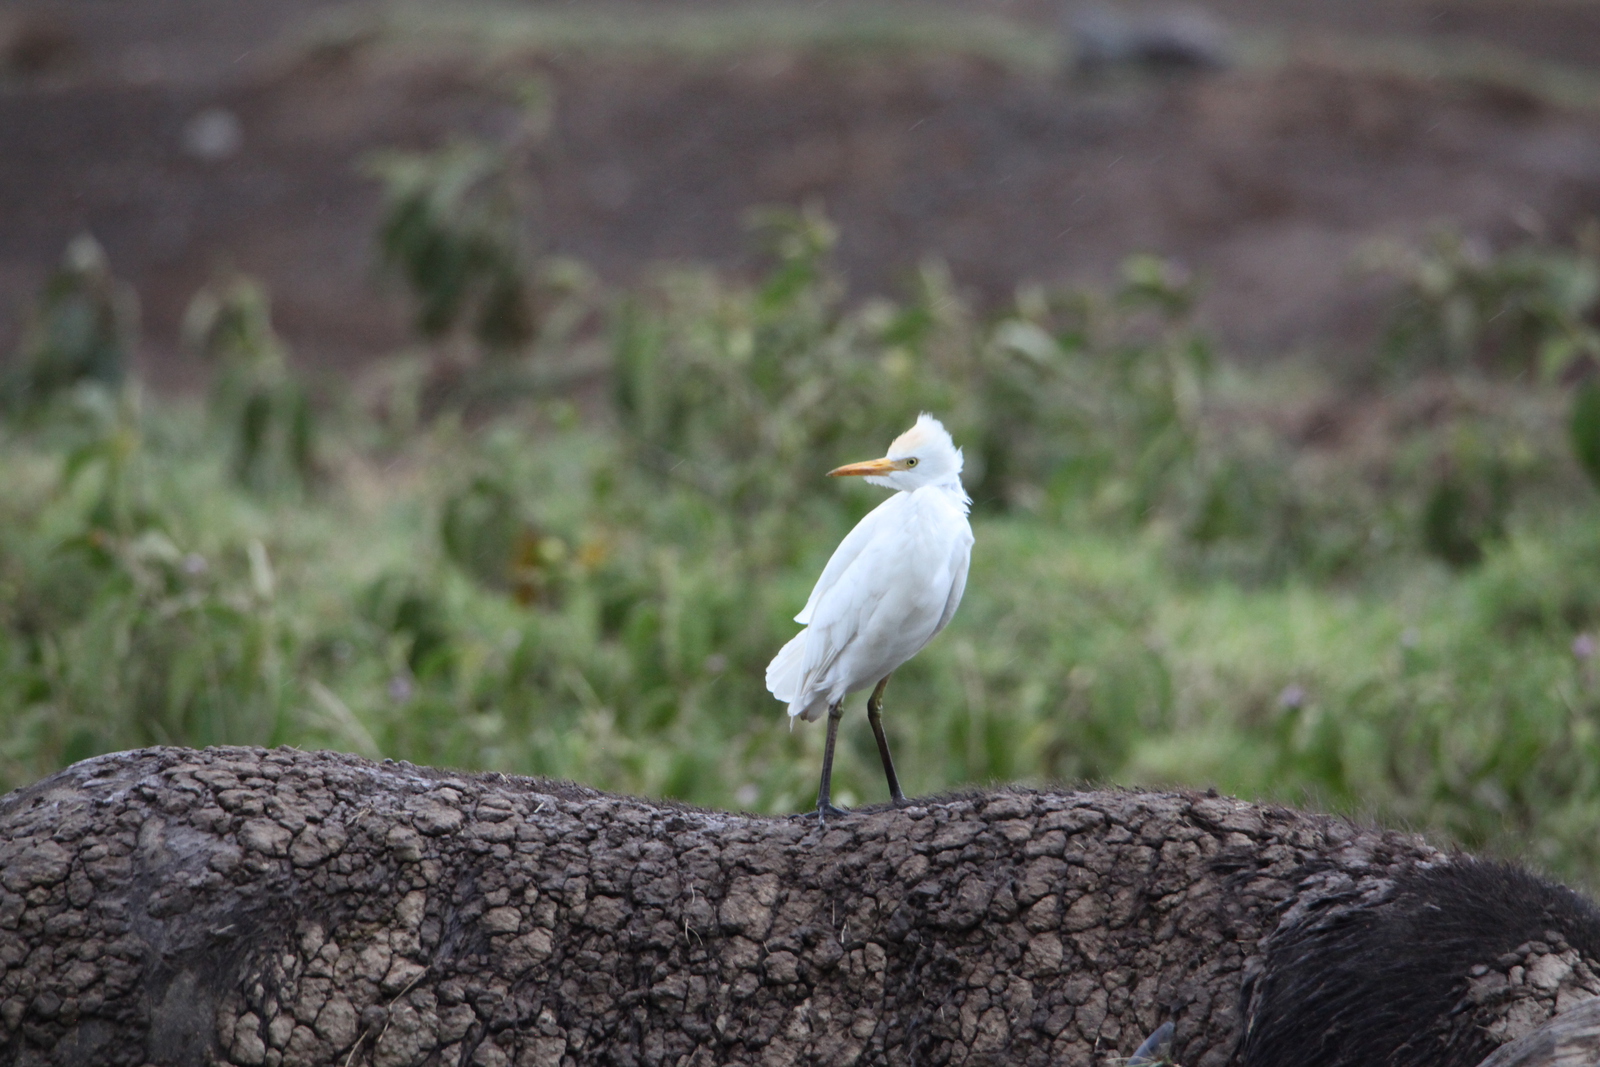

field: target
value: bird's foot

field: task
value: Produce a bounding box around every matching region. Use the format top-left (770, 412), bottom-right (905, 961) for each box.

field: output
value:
top-left (815, 802), bottom-right (850, 826)
top-left (889, 793), bottom-right (910, 808)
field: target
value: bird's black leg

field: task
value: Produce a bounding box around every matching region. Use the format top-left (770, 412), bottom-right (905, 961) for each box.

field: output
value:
top-left (815, 700), bottom-right (849, 824)
top-left (867, 675), bottom-right (906, 805)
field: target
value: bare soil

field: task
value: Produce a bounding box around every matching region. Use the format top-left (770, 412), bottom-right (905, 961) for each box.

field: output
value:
top-left (4, 0), bottom-right (1600, 385)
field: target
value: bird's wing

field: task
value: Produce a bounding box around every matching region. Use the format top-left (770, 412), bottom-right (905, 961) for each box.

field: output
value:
top-left (795, 494), bottom-right (905, 625)
top-left (931, 532), bottom-right (972, 637)
top-left (797, 525), bottom-right (902, 689)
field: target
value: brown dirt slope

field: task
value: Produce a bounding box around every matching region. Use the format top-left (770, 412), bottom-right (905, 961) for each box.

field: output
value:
top-left (3, 0), bottom-right (1600, 382)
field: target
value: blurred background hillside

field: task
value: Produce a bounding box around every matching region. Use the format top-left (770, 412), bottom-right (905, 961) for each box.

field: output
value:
top-left (8, 0), bottom-right (1600, 373)
top-left (8, 0), bottom-right (1600, 884)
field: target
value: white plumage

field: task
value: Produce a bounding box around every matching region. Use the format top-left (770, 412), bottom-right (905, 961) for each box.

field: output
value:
top-left (766, 414), bottom-right (974, 816)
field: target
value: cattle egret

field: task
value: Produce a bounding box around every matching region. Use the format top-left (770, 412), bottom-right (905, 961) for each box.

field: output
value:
top-left (766, 414), bottom-right (974, 820)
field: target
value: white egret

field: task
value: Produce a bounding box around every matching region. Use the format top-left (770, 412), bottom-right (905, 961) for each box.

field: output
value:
top-left (766, 413), bottom-right (974, 820)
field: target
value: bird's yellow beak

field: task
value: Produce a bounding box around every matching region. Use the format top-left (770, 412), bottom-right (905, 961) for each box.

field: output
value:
top-left (827, 457), bottom-right (901, 478)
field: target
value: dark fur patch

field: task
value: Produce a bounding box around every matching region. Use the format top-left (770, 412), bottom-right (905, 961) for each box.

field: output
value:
top-left (1239, 859), bottom-right (1600, 1067)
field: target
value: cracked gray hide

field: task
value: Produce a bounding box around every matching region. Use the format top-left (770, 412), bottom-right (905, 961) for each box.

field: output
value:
top-left (0, 746), bottom-right (1598, 1067)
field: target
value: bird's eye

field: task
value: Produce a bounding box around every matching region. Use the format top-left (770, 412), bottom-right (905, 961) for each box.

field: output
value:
top-left (905, 457), bottom-right (919, 467)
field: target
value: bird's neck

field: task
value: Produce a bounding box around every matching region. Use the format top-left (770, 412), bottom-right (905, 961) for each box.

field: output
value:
top-left (906, 479), bottom-right (972, 514)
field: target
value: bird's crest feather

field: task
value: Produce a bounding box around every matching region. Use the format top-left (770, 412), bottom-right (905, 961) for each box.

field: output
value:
top-left (887, 413), bottom-right (959, 466)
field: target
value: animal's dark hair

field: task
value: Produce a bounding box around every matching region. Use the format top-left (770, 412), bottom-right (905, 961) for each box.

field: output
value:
top-left (1238, 858), bottom-right (1600, 1067)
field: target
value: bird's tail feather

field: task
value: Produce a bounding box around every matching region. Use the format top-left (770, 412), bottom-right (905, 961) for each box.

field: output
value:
top-left (765, 630), bottom-right (807, 704)
top-left (790, 694), bottom-right (831, 724)
top-left (766, 630), bottom-right (830, 725)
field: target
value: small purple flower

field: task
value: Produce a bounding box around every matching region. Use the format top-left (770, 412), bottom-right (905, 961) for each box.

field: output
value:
top-left (387, 675), bottom-right (414, 703)
top-left (1278, 684), bottom-right (1306, 710)
top-left (182, 553), bottom-right (208, 576)
top-left (1574, 633), bottom-right (1596, 661)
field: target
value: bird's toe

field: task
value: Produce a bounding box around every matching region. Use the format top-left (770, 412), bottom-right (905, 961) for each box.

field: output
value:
top-left (815, 802), bottom-right (850, 825)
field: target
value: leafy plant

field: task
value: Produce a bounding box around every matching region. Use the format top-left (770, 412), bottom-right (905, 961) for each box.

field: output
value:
top-left (371, 142), bottom-right (535, 352)
top-left (367, 81), bottom-right (553, 359)
top-left (613, 210), bottom-right (1213, 540)
top-left (1375, 229), bottom-right (1600, 378)
top-left (4, 235), bottom-right (137, 415)
top-left (986, 256), bottom-right (1209, 523)
top-left (183, 277), bottom-right (319, 494)
top-left (1571, 377), bottom-right (1600, 492)
top-left (440, 474), bottom-right (570, 605)
top-left (0, 398), bottom-right (301, 776)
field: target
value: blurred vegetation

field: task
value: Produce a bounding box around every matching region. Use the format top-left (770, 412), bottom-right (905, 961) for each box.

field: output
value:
top-left (7, 195), bottom-right (1600, 885)
top-left (367, 80), bottom-right (553, 356)
top-left (2, 234), bottom-right (136, 417)
top-left (1375, 227), bottom-right (1600, 380)
top-left (364, 81), bottom-right (608, 422)
top-left (182, 277), bottom-right (319, 495)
